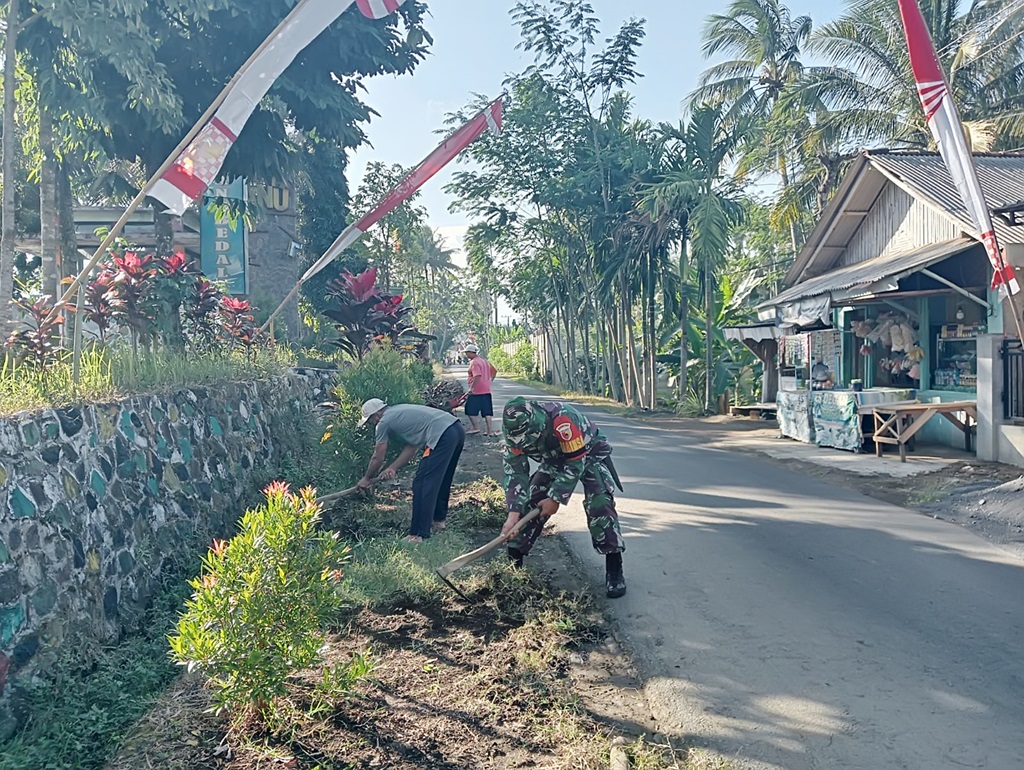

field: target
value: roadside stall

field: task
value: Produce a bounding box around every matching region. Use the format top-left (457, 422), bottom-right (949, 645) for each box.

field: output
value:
top-left (776, 329), bottom-right (916, 451)
top-left (756, 150), bottom-right (1024, 465)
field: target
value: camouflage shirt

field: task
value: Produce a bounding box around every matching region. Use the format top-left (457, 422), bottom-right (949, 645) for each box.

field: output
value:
top-left (502, 400), bottom-right (611, 513)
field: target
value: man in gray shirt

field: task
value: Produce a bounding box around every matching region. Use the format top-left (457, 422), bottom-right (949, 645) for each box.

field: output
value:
top-left (356, 399), bottom-right (466, 543)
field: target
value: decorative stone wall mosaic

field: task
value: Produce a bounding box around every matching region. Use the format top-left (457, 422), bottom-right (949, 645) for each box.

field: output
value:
top-left (0, 369), bottom-right (333, 736)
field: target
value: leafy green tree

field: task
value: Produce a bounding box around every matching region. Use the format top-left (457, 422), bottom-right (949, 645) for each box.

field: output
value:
top-left (297, 137), bottom-right (366, 320)
top-left (5, 0), bottom-right (432, 330)
top-left (643, 105), bottom-right (746, 412)
top-left (449, 1), bottom-right (653, 404)
top-left (350, 161), bottom-right (426, 292)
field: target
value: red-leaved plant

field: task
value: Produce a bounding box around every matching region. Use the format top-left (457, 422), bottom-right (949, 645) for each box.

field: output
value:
top-left (220, 296), bottom-right (261, 360)
top-left (107, 252), bottom-right (158, 351)
top-left (77, 273), bottom-right (116, 343)
top-left (323, 268), bottom-right (417, 359)
top-left (183, 278), bottom-right (223, 351)
top-left (151, 251), bottom-right (201, 349)
top-left (5, 296), bottom-right (64, 369)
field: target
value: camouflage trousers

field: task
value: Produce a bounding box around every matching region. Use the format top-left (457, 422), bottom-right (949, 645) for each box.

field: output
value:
top-left (509, 461), bottom-right (625, 556)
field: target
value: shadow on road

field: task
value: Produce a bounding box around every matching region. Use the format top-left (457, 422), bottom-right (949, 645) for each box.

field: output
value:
top-left (485, 376), bottom-right (1024, 769)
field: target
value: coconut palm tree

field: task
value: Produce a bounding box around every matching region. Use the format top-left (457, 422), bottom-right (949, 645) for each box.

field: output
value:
top-left (694, 0), bottom-right (812, 119)
top-left (693, 0), bottom-right (812, 251)
top-left (805, 0), bottom-right (1024, 151)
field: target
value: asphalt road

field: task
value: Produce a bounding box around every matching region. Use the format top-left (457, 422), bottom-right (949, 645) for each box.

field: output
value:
top-left (487, 376), bottom-right (1024, 770)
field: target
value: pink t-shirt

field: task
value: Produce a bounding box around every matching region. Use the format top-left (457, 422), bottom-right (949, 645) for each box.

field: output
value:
top-left (468, 356), bottom-right (493, 395)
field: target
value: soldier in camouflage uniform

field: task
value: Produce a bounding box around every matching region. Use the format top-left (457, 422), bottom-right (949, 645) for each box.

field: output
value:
top-left (500, 396), bottom-right (627, 598)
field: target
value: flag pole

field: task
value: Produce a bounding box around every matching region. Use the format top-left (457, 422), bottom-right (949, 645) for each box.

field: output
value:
top-left (259, 95), bottom-right (507, 334)
top-left (261, 281), bottom-right (304, 333)
top-left (45, 0), bottom-right (326, 326)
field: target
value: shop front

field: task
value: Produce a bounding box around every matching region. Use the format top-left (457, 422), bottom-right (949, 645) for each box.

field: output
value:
top-left (766, 239), bottom-right (989, 454)
top-left (755, 149), bottom-right (1024, 466)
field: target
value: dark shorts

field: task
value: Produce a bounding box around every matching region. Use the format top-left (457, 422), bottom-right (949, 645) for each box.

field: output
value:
top-left (464, 393), bottom-right (493, 417)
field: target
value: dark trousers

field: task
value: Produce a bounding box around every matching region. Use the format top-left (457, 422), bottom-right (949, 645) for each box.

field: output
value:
top-left (410, 421), bottom-right (465, 538)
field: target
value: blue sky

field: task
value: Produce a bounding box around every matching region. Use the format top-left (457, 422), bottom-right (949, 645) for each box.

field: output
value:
top-left (348, 0), bottom-right (849, 253)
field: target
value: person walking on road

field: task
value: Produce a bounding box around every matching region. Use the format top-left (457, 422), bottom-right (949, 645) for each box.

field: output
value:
top-left (464, 344), bottom-right (498, 436)
top-left (500, 396), bottom-right (627, 597)
top-left (356, 399), bottom-right (466, 543)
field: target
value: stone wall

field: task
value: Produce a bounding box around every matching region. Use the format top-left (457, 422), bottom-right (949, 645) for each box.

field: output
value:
top-left (0, 369), bottom-right (334, 735)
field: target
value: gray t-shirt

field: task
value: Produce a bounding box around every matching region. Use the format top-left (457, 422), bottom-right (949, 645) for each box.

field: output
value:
top-left (375, 404), bottom-right (458, 450)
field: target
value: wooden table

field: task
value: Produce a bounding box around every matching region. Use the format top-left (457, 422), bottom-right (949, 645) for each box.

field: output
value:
top-left (868, 401), bottom-right (977, 462)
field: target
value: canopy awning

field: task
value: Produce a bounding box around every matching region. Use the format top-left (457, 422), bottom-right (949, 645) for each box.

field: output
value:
top-left (723, 323), bottom-right (782, 344)
top-left (759, 238), bottom-right (977, 327)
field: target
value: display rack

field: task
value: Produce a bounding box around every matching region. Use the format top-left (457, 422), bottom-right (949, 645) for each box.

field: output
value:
top-left (933, 325), bottom-right (980, 391)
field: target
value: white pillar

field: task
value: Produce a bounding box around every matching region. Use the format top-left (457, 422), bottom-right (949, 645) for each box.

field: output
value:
top-left (976, 334), bottom-right (1001, 462)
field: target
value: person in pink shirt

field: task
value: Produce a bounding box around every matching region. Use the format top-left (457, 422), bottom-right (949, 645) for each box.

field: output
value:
top-left (464, 344), bottom-right (498, 435)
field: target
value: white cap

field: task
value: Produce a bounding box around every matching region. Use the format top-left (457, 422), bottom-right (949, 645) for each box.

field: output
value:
top-left (357, 398), bottom-right (387, 427)
top-left (464, 343), bottom-right (479, 353)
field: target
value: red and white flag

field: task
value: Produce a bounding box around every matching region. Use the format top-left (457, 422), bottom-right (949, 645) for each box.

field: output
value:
top-left (355, 0), bottom-right (405, 17)
top-left (150, 0), bottom-right (408, 215)
top-left (301, 96), bottom-right (505, 281)
top-left (898, 0), bottom-right (1019, 296)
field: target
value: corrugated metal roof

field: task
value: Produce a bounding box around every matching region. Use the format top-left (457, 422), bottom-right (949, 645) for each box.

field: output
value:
top-left (723, 323), bottom-right (781, 343)
top-left (761, 238), bottom-right (976, 308)
top-left (869, 151), bottom-right (1024, 246)
top-left (783, 151), bottom-right (1024, 288)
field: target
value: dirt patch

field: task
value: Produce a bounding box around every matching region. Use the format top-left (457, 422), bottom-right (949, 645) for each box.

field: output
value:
top-left (919, 473), bottom-right (1024, 558)
top-left (105, 428), bottom-right (683, 770)
top-left (449, 427), bottom-right (665, 743)
top-left (106, 540), bottom-right (672, 770)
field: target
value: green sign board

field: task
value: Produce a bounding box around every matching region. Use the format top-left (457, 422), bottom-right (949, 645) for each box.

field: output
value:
top-left (201, 178), bottom-right (247, 294)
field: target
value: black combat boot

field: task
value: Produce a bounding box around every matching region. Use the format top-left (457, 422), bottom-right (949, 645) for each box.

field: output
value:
top-left (507, 547), bottom-right (525, 568)
top-left (605, 552), bottom-right (626, 598)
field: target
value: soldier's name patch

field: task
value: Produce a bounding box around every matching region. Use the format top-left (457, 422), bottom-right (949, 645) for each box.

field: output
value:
top-left (553, 416), bottom-right (585, 454)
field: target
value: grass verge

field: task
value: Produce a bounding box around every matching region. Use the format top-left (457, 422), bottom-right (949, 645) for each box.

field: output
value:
top-left (0, 346), bottom-right (293, 417)
top-left (0, 572), bottom-right (192, 770)
top-left (504, 377), bottom-right (634, 415)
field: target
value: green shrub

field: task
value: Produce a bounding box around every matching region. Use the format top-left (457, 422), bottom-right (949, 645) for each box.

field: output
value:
top-left (322, 346), bottom-right (423, 470)
top-left (405, 359), bottom-right (435, 393)
top-left (489, 344), bottom-right (535, 377)
top-left (333, 345), bottom-right (419, 408)
top-left (275, 412), bottom-right (365, 492)
top-left (512, 342), bottom-right (536, 377)
top-left (489, 347), bottom-right (514, 374)
top-left (168, 482), bottom-right (350, 718)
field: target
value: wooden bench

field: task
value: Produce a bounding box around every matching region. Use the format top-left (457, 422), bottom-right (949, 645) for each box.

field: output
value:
top-left (730, 403), bottom-right (777, 419)
top-left (868, 401), bottom-right (977, 462)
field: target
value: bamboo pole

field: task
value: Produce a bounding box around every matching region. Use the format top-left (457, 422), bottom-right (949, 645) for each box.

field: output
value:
top-left (71, 281), bottom-right (85, 384)
top-left (45, 0), bottom-right (326, 327)
top-left (316, 485), bottom-right (361, 507)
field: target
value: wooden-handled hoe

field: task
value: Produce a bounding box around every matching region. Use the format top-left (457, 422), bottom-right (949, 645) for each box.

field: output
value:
top-left (435, 508), bottom-right (541, 601)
